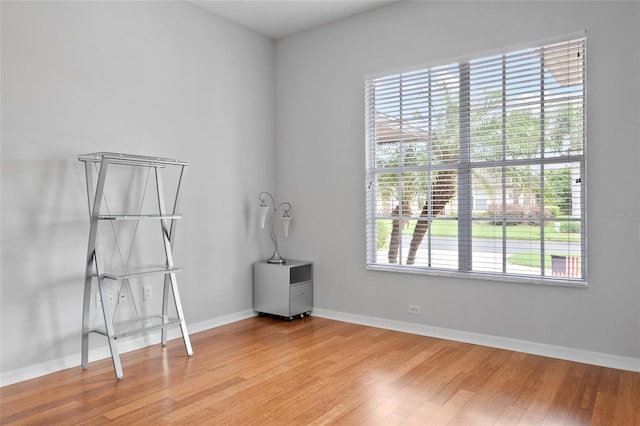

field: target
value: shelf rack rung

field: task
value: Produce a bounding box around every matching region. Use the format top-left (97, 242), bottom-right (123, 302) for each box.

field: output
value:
top-left (102, 266), bottom-right (182, 281)
top-left (93, 315), bottom-right (182, 339)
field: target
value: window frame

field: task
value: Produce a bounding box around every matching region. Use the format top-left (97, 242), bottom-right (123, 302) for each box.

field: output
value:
top-left (365, 33), bottom-right (587, 287)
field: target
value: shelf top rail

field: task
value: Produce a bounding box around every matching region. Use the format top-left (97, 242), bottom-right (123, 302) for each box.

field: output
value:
top-left (98, 214), bottom-right (182, 221)
top-left (78, 152), bottom-right (190, 167)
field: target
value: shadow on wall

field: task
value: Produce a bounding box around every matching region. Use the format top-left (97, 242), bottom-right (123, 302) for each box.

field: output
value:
top-left (2, 157), bottom-right (88, 371)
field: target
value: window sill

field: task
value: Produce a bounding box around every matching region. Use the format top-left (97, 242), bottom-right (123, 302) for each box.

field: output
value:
top-left (366, 263), bottom-right (587, 288)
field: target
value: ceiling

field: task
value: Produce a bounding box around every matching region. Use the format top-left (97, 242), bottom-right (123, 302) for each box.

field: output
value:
top-left (191, 1), bottom-right (398, 39)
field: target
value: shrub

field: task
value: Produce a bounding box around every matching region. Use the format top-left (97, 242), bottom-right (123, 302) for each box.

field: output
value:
top-left (559, 222), bottom-right (580, 233)
top-left (547, 206), bottom-right (560, 218)
top-left (487, 203), bottom-right (553, 226)
top-left (376, 220), bottom-right (391, 250)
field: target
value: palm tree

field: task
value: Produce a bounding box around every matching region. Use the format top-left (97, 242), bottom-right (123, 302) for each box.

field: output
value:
top-left (386, 83), bottom-right (460, 264)
top-left (406, 169), bottom-right (457, 265)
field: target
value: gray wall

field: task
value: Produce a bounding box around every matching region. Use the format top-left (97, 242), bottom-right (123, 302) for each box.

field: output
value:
top-left (276, 1), bottom-right (640, 359)
top-left (1, 1), bottom-right (276, 376)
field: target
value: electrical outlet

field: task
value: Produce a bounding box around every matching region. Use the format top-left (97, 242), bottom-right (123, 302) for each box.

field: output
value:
top-left (143, 285), bottom-right (152, 302)
top-left (118, 290), bottom-right (126, 305)
top-left (408, 304), bottom-right (421, 315)
top-left (96, 291), bottom-right (116, 308)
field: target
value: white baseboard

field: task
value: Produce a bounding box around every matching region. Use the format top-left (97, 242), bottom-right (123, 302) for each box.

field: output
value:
top-left (0, 309), bottom-right (256, 387)
top-left (312, 308), bottom-right (640, 373)
top-left (3, 307), bottom-right (637, 387)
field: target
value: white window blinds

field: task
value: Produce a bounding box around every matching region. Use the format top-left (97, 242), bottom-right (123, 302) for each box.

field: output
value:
top-left (365, 35), bottom-right (586, 285)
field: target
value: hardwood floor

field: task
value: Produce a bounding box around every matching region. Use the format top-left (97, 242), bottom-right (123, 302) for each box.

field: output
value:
top-left (2, 316), bottom-right (639, 425)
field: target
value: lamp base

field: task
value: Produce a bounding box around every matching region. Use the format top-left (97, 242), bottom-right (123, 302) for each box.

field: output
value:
top-left (267, 257), bottom-right (286, 265)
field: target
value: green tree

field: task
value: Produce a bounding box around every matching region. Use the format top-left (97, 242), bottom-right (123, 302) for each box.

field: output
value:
top-left (387, 82), bottom-right (460, 265)
top-left (545, 167), bottom-right (572, 215)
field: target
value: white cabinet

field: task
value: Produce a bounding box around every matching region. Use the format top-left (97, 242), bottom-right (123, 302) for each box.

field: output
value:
top-left (253, 260), bottom-right (313, 320)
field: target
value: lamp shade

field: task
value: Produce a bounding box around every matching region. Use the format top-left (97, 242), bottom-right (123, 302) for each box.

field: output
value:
top-left (281, 216), bottom-right (292, 238)
top-left (258, 205), bottom-right (270, 229)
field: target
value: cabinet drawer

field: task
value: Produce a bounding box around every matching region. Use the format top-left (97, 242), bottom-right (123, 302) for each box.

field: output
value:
top-left (289, 281), bottom-right (312, 316)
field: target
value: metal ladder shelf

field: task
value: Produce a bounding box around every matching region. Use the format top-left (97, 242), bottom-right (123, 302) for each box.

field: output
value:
top-left (79, 152), bottom-right (193, 380)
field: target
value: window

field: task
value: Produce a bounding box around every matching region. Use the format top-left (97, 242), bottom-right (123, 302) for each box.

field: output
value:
top-left (365, 34), bottom-right (586, 285)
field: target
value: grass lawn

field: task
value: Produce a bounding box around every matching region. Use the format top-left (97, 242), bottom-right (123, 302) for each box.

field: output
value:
top-left (376, 219), bottom-right (582, 270)
top-left (398, 219), bottom-right (581, 242)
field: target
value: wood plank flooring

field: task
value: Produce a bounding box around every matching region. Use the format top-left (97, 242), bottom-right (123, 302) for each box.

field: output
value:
top-left (2, 316), bottom-right (639, 425)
